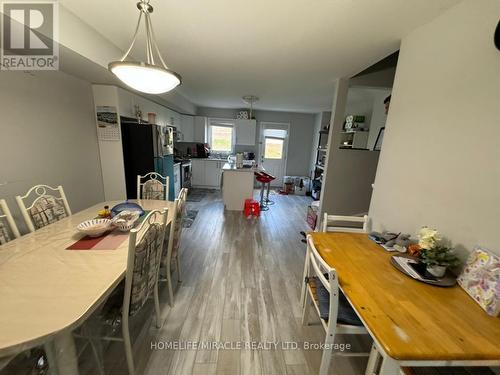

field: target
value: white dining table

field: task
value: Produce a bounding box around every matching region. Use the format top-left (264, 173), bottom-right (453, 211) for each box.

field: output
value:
top-left (0, 200), bottom-right (174, 375)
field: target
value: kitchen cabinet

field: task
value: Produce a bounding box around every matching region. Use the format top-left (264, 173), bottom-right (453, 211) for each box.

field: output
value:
top-left (204, 160), bottom-right (222, 188)
top-left (191, 158), bottom-right (224, 189)
top-left (194, 116), bottom-right (207, 143)
top-left (191, 159), bottom-right (205, 186)
top-left (180, 115), bottom-right (195, 142)
top-left (235, 119), bottom-right (256, 145)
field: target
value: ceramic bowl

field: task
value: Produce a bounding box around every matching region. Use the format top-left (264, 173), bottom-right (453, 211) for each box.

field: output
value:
top-left (77, 219), bottom-right (112, 237)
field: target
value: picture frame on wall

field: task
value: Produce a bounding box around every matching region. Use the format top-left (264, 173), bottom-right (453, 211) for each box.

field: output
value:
top-left (374, 127), bottom-right (385, 151)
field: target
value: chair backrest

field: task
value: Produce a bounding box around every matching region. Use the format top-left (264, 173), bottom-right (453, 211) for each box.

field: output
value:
top-left (0, 199), bottom-right (21, 244)
top-left (137, 172), bottom-right (169, 200)
top-left (306, 235), bottom-right (340, 326)
top-left (123, 208), bottom-right (168, 317)
top-left (322, 213), bottom-right (368, 233)
top-left (16, 185), bottom-right (72, 233)
top-left (170, 188), bottom-right (188, 254)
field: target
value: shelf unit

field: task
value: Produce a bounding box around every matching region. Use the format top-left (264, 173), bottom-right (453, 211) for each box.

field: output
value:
top-left (339, 131), bottom-right (369, 149)
top-left (312, 130), bottom-right (329, 200)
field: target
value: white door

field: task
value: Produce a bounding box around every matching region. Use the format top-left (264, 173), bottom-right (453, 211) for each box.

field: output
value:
top-left (258, 122), bottom-right (289, 187)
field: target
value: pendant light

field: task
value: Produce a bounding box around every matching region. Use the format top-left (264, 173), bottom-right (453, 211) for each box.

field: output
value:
top-left (242, 95), bottom-right (259, 119)
top-left (108, 0), bottom-right (181, 94)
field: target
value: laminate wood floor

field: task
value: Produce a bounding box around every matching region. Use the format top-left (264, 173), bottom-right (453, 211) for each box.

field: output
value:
top-left (0, 190), bottom-right (370, 375)
top-left (139, 190), bottom-right (369, 375)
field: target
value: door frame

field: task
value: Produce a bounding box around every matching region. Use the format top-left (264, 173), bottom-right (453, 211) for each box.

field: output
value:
top-left (258, 122), bottom-right (290, 185)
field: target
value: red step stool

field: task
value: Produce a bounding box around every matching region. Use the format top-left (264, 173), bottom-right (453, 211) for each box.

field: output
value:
top-left (244, 199), bottom-right (260, 217)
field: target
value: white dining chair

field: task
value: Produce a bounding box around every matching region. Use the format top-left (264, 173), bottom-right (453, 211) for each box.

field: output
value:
top-left (16, 184), bottom-right (71, 233)
top-left (301, 213), bottom-right (369, 308)
top-left (0, 199), bottom-right (20, 244)
top-left (160, 187), bottom-right (188, 306)
top-left (322, 213), bottom-right (368, 233)
top-left (137, 172), bottom-right (169, 200)
top-left (302, 235), bottom-right (369, 375)
top-left (76, 209), bottom-right (168, 375)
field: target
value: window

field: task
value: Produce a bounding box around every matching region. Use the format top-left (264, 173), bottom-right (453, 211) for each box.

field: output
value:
top-left (208, 119), bottom-right (234, 153)
top-left (264, 137), bottom-right (284, 159)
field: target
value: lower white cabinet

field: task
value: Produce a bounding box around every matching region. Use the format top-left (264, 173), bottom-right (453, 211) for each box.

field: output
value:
top-left (191, 159), bottom-right (224, 189)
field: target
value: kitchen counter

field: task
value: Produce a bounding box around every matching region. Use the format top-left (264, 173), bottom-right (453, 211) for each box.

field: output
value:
top-left (222, 162), bottom-right (257, 211)
top-left (222, 162), bottom-right (258, 172)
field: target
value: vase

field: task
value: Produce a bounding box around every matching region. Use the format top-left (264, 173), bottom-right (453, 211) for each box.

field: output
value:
top-left (426, 265), bottom-right (446, 278)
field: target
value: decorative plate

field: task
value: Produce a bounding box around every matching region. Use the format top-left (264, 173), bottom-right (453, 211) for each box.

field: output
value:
top-left (77, 219), bottom-right (112, 237)
top-left (111, 202), bottom-right (145, 217)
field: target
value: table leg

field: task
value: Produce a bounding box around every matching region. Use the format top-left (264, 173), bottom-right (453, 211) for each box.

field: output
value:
top-left (365, 343), bottom-right (381, 375)
top-left (379, 355), bottom-right (399, 375)
top-left (44, 341), bottom-right (60, 375)
top-left (52, 331), bottom-right (79, 375)
top-left (300, 245), bottom-right (310, 308)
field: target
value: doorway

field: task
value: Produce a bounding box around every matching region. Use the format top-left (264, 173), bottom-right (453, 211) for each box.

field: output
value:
top-left (258, 122), bottom-right (289, 187)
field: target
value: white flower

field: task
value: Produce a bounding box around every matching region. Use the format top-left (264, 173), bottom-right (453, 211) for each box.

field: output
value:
top-left (418, 227), bottom-right (441, 250)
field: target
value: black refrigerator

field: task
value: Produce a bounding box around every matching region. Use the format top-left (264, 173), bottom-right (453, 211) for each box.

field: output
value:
top-left (120, 117), bottom-right (174, 199)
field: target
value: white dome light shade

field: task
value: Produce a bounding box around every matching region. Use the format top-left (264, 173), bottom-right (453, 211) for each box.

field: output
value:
top-left (109, 62), bottom-right (181, 94)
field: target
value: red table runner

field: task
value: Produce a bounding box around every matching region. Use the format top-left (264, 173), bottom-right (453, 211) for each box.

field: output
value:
top-left (66, 230), bottom-right (129, 250)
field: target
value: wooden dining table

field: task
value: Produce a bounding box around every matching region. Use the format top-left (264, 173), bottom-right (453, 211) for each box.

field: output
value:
top-left (0, 200), bottom-right (174, 375)
top-left (308, 232), bottom-right (500, 375)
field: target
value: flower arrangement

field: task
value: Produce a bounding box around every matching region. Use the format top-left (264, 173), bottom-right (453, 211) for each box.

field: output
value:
top-left (416, 227), bottom-right (460, 277)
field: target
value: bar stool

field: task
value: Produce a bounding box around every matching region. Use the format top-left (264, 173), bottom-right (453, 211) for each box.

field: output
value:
top-left (260, 172), bottom-right (276, 206)
top-left (255, 172), bottom-right (272, 211)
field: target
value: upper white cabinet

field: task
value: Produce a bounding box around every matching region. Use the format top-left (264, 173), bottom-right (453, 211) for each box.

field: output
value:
top-left (194, 116), bottom-right (207, 143)
top-left (180, 115), bottom-right (195, 142)
top-left (235, 119), bottom-right (256, 145)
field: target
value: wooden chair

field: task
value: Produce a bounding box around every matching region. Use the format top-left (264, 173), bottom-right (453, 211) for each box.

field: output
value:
top-left (16, 184), bottom-right (71, 232)
top-left (322, 213), bottom-right (368, 233)
top-left (302, 235), bottom-right (369, 375)
top-left (0, 199), bottom-right (20, 244)
top-left (77, 209), bottom-right (168, 375)
top-left (160, 188), bottom-right (188, 306)
top-left (137, 172), bottom-right (169, 200)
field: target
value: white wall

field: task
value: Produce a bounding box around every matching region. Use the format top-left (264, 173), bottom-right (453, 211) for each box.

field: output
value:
top-left (369, 0), bottom-right (500, 258)
top-left (197, 107), bottom-right (316, 176)
top-left (0, 71), bottom-right (104, 233)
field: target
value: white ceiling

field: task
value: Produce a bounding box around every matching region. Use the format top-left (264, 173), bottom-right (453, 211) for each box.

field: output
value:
top-left (60, 0), bottom-right (460, 113)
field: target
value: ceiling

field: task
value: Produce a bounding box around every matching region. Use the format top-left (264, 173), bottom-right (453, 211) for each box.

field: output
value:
top-left (60, 0), bottom-right (460, 113)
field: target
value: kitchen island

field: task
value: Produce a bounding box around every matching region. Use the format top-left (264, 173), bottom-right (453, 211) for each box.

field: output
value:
top-left (222, 162), bottom-right (257, 211)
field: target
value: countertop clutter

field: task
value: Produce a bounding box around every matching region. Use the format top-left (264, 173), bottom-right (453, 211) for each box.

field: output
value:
top-left (222, 161), bottom-right (257, 172)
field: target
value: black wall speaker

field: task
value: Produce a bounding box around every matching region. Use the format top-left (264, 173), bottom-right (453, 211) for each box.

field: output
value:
top-left (495, 20), bottom-right (500, 50)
